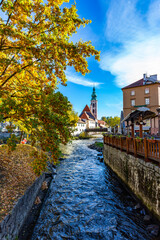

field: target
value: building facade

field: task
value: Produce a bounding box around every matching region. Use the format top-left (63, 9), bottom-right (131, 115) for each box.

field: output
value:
top-left (122, 74), bottom-right (160, 135)
top-left (79, 105), bottom-right (96, 129)
top-left (73, 119), bottom-right (86, 136)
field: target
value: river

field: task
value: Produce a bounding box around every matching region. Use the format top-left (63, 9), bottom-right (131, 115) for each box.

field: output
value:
top-left (31, 139), bottom-right (153, 240)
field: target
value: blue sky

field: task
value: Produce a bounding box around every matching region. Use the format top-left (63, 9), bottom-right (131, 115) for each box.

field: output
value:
top-left (58, 0), bottom-right (160, 119)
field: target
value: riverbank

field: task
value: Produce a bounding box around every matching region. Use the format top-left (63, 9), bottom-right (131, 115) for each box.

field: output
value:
top-left (88, 141), bottom-right (160, 238)
top-left (0, 143), bottom-right (56, 239)
top-left (103, 143), bottom-right (160, 237)
top-left (88, 141), bottom-right (103, 152)
top-left (0, 144), bottom-right (37, 222)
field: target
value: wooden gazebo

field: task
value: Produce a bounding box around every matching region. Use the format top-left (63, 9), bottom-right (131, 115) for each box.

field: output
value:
top-left (122, 107), bottom-right (156, 138)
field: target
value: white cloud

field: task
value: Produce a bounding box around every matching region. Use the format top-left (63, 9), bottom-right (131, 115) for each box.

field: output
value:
top-left (66, 69), bottom-right (102, 87)
top-left (100, 0), bottom-right (160, 87)
top-left (106, 0), bottom-right (142, 43)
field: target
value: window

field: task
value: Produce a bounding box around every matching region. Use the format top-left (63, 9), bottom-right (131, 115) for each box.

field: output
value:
top-left (145, 98), bottom-right (150, 105)
top-left (145, 88), bottom-right (149, 94)
top-left (131, 90), bottom-right (135, 96)
top-left (131, 99), bottom-right (135, 106)
top-left (93, 103), bottom-right (94, 107)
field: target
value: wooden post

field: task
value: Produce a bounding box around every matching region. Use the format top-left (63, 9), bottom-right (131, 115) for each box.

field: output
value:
top-left (134, 138), bottom-right (137, 157)
top-left (120, 137), bottom-right (122, 151)
top-left (126, 138), bottom-right (129, 153)
top-left (131, 123), bottom-right (134, 138)
top-left (139, 124), bottom-right (143, 138)
top-left (127, 121), bottom-right (129, 135)
top-left (144, 138), bottom-right (149, 162)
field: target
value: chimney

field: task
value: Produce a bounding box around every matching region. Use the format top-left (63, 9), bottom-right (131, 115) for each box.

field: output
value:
top-left (143, 73), bottom-right (147, 80)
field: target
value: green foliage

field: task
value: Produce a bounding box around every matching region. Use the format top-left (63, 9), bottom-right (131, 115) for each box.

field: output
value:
top-left (101, 116), bottom-right (120, 127)
top-left (0, 0), bottom-right (99, 175)
top-left (7, 134), bottom-right (17, 152)
top-left (95, 142), bottom-right (103, 148)
top-left (0, 86), bottom-right (78, 173)
top-left (79, 132), bottom-right (91, 139)
top-left (30, 150), bottom-right (48, 176)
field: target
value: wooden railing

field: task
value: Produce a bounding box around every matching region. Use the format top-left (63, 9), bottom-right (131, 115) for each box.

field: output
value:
top-left (104, 135), bottom-right (160, 166)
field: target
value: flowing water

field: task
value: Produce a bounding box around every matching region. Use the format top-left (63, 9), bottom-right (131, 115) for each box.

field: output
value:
top-left (31, 139), bottom-right (153, 240)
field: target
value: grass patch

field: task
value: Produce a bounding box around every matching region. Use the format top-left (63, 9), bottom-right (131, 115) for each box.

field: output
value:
top-left (95, 142), bottom-right (103, 148)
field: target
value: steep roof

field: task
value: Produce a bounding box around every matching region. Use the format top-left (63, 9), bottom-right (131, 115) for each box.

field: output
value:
top-left (79, 112), bottom-right (89, 120)
top-left (122, 79), bottom-right (144, 89)
top-left (122, 76), bottom-right (160, 90)
top-left (79, 111), bottom-right (95, 121)
top-left (79, 104), bottom-right (96, 120)
top-left (78, 118), bottom-right (86, 124)
top-left (82, 105), bottom-right (90, 112)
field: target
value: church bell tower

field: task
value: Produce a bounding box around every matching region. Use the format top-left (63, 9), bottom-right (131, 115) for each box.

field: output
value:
top-left (90, 87), bottom-right (98, 119)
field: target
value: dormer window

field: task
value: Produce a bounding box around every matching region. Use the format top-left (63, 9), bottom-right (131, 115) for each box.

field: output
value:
top-left (131, 90), bottom-right (135, 96)
top-left (145, 88), bottom-right (149, 94)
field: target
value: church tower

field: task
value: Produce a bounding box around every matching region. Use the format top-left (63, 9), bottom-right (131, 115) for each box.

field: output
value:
top-left (90, 87), bottom-right (98, 119)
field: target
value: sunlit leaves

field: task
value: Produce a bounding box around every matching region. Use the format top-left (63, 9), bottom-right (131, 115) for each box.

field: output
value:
top-left (0, 0), bottom-right (100, 90)
top-left (0, 0), bottom-right (100, 174)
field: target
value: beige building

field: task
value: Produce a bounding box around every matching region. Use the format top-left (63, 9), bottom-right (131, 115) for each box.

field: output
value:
top-left (122, 74), bottom-right (160, 135)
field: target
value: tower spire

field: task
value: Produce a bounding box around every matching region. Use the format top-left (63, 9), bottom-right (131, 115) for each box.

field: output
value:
top-left (91, 86), bottom-right (97, 101)
top-left (90, 86), bottom-right (98, 119)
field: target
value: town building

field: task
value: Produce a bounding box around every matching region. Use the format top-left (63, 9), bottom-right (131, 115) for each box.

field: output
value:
top-left (97, 120), bottom-right (106, 128)
top-left (122, 74), bottom-right (160, 135)
top-left (79, 105), bottom-right (96, 129)
top-left (73, 118), bottom-right (86, 136)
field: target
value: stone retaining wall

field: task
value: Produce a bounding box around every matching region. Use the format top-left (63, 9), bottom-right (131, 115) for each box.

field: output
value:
top-left (103, 144), bottom-right (160, 220)
top-left (0, 173), bottom-right (46, 240)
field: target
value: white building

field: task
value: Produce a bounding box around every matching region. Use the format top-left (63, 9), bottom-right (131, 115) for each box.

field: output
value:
top-left (73, 119), bottom-right (86, 136)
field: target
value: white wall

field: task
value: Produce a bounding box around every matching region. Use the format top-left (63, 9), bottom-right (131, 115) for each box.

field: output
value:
top-left (73, 122), bottom-right (86, 136)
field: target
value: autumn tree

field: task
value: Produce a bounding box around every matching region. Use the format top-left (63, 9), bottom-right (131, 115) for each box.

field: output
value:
top-left (0, 0), bottom-right (100, 94)
top-left (0, 0), bottom-right (100, 174)
top-left (101, 116), bottom-right (120, 128)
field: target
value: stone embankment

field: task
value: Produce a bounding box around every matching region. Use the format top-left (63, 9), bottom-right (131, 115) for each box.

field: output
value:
top-left (88, 142), bottom-right (160, 237)
top-left (103, 144), bottom-right (160, 237)
top-left (0, 163), bottom-right (56, 240)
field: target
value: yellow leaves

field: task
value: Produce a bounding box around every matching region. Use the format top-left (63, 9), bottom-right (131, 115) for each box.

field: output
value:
top-left (0, 0), bottom-right (100, 93)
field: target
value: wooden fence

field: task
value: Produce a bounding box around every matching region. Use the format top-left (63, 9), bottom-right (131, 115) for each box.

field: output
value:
top-left (103, 135), bottom-right (160, 166)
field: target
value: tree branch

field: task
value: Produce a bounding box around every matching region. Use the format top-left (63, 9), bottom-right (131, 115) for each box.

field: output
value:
top-left (0, 55), bottom-right (15, 77)
top-left (0, 58), bottom-right (40, 88)
top-left (0, 0), bottom-right (4, 6)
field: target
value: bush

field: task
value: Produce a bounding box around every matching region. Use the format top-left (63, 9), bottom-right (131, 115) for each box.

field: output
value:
top-left (79, 132), bottom-right (91, 139)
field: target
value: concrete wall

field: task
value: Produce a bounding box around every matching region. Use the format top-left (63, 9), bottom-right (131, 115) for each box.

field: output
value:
top-left (103, 144), bottom-right (160, 220)
top-left (0, 173), bottom-right (46, 240)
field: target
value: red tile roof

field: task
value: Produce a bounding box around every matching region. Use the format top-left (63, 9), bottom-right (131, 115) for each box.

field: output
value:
top-left (80, 112), bottom-right (89, 120)
top-left (82, 105), bottom-right (91, 112)
top-left (79, 104), bottom-right (96, 120)
top-left (98, 120), bottom-right (106, 125)
top-left (122, 79), bottom-right (144, 89)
